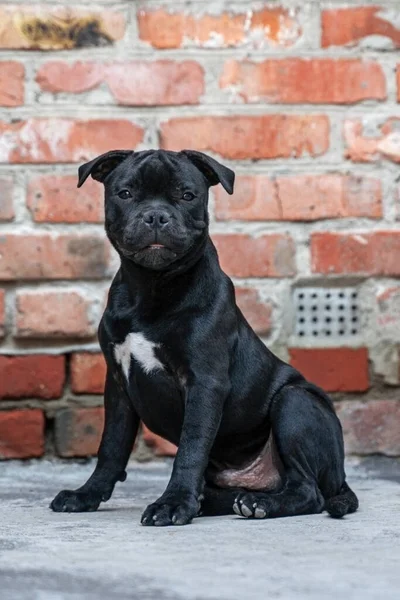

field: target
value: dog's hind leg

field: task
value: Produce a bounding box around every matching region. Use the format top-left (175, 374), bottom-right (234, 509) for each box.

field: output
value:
top-left (51, 371), bottom-right (139, 512)
top-left (234, 385), bottom-right (355, 520)
top-left (200, 484), bottom-right (245, 516)
top-left (233, 474), bottom-right (324, 519)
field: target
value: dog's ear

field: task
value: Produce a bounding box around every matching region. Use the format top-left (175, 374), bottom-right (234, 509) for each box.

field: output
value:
top-left (77, 150), bottom-right (133, 188)
top-left (181, 150), bottom-right (235, 195)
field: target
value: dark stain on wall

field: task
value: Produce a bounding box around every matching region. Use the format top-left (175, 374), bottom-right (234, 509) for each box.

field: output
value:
top-left (19, 17), bottom-right (113, 49)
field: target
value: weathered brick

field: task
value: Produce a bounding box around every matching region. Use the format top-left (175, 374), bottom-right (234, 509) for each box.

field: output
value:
top-left (215, 174), bottom-right (382, 221)
top-left (220, 59), bottom-right (386, 104)
top-left (322, 6), bottom-right (400, 49)
top-left (160, 116), bottom-right (329, 160)
top-left (344, 118), bottom-right (400, 163)
top-left (0, 289), bottom-right (4, 337)
top-left (0, 410), bottom-right (45, 459)
top-left (0, 355), bottom-right (65, 399)
top-left (289, 348), bottom-right (369, 393)
top-left (37, 60), bottom-right (204, 105)
top-left (27, 175), bottom-right (103, 223)
top-left (0, 177), bottom-right (14, 221)
top-left (55, 407), bottom-right (104, 457)
top-left (397, 66), bottom-right (400, 102)
top-left (142, 425), bottom-right (177, 457)
top-left (0, 234), bottom-right (110, 280)
top-left (311, 232), bottom-right (400, 276)
top-left (376, 287), bottom-right (400, 337)
top-left (213, 234), bottom-right (296, 278)
top-left (235, 287), bottom-right (272, 336)
top-left (0, 119), bottom-right (143, 163)
top-left (336, 400), bottom-right (400, 456)
top-left (137, 7), bottom-right (301, 49)
top-left (0, 61), bottom-right (24, 106)
top-left (396, 182), bottom-right (400, 221)
top-left (398, 349), bottom-right (400, 382)
top-left (71, 352), bottom-right (106, 395)
top-left (16, 291), bottom-right (96, 338)
top-left (0, 6), bottom-right (125, 50)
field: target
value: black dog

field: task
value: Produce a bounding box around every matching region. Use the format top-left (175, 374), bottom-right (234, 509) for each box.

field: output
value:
top-left (51, 149), bottom-right (358, 525)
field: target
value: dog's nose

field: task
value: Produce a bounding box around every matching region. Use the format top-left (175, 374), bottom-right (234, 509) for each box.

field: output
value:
top-left (142, 210), bottom-right (170, 228)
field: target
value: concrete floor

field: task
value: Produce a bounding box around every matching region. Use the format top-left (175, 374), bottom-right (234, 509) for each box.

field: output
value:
top-left (0, 458), bottom-right (399, 600)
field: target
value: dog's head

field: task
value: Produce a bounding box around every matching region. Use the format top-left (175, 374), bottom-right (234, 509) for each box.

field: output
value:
top-left (78, 149), bottom-right (234, 271)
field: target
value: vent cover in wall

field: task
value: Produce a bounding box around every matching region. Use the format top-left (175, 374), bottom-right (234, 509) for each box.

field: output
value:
top-left (294, 287), bottom-right (360, 339)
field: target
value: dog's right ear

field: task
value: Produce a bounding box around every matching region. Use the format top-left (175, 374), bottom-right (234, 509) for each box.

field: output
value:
top-left (77, 150), bottom-right (133, 188)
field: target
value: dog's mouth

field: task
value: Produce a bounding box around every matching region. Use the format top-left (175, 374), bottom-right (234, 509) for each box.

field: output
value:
top-left (135, 244), bottom-right (177, 257)
top-left (117, 242), bottom-right (177, 261)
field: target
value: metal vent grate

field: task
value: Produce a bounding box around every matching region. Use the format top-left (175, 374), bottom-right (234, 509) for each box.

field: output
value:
top-left (294, 287), bottom-right (360, 339)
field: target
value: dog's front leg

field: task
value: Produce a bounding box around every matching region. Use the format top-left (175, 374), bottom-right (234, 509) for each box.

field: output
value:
top-left (141, 374), bottom-right (227, 526)
top-left (51, 371), bottom-right (139, 512)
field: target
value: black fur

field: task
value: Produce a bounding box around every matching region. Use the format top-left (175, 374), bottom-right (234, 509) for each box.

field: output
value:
top-left (50, 149), bottom-right (358, 525)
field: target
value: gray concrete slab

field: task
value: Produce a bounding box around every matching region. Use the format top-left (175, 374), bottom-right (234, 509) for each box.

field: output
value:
top-left (0, 459), bottom-right (399, 600)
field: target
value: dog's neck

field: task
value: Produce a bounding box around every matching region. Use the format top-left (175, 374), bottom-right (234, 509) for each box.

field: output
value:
top-left (118, 235), bottom-right (213, 312)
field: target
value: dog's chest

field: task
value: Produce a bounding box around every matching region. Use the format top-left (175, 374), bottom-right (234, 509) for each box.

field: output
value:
top-left (113, 330), bottom-right (185, 440)
top-left (113, 331), bottom-right (164, 381)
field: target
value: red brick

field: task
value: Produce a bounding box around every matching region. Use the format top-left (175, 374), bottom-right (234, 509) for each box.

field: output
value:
top-left (37, 61), bottom-right (103, 93)
top-left (279, 174), bottom-right (382, 220)
top-left (0, 233), bottom-right (110, 280)
top-left (215, 176), bottom-right (280, 220)
top-left (322, 7), bottom-right (400, 49)
top-left (215, 174), bottom-right (382, 221)
top-left (160, 116), bottom-right (329, 160)
top-left (344, 118), bottom-right (400, 163)
top-left (27, 175), bottom-right (103, 223)
top-left (142, 425), bottom-right (177, 457)
top-left (336, 400), bottom-right (400, 456)
top-left (220, 59), bottom-right (386, 104)
top-left (71, 352), bottom-right (106, 395)
top-left (235, 287), bottom-right (272, 335)
top-left (37, 60), bottom-right (204, 106)
top-left (0, 6), bottom-right (125, 50)
top-left (137, 7), bottom-right (301, 49)
top-left (16, 291), bottom-right (96, 338)
top-left (0, 410), bottom-right (44, 459)
top-left (213, 234), bottom-right (296, 278)
top-left (0, 289), bottom-right (4, 337)
top-left (0, 177), bottom-right (14, 221)
top-left (289, 348), bottom-right (369, 393)
top-left (311, 232), bottom-right (400, 276)
top-left (55, 407), bottom-right (104, 457)
top-left (0, 119), bottom-right (143, 163)
top-left (0, 61), bottom-right (24, 106)
top-left (0, 355), bottom-right (65, 399)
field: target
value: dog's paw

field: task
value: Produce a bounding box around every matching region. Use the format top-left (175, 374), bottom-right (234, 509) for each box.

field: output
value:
top-left (141, 491), bottom-right (200, 527)
top-left (233, 492), bottom-right (268, 519)
top-left (50, 489), bottom-right (102, 513)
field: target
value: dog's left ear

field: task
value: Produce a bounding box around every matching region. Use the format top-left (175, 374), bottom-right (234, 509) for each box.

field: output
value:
top-left (181, 150), bottom-right (235, 195)
top-left (77, 150), bottom-right (133, 188)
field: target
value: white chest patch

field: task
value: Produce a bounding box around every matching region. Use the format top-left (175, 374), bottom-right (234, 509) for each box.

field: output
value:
top-left (114, 332), bottom-right (164, 380)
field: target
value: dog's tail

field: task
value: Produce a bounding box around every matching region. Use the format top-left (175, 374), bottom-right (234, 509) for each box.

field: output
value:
top-left (324, 481), bottom-right (359, 518)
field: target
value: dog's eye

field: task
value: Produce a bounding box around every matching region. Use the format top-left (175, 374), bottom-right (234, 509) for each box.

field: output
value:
top-left (118, 189), bottom-right (132, 200)
top-left (182, 192), bottom-right (195, 201)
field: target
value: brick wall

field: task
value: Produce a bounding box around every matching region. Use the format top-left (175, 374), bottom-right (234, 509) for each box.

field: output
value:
top-left (0, 0), bottom-right (399, 460)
